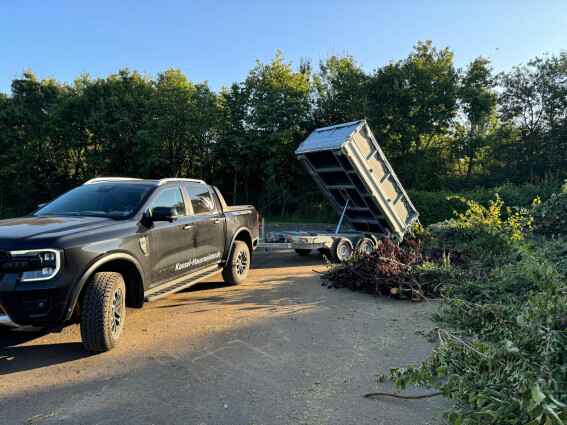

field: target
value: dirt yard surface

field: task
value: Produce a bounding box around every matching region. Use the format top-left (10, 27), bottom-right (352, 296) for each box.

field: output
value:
top-left (1, 230), bottom-right (449, 424)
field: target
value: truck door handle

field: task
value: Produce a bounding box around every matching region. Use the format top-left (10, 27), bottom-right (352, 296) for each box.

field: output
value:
top-left (213, 219), bottom-right (222, 224)
top-left (183, 224), bottom-right (194, 231)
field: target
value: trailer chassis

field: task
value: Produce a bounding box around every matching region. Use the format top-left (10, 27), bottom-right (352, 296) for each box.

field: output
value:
top-left (257, 201), bottom-right (382, 262)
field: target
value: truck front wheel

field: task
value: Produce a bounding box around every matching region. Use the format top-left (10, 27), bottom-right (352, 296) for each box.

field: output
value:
top-left (80, 271), bottom-right (126, 352)
top-left (222, 241), bottom-right (250, 285)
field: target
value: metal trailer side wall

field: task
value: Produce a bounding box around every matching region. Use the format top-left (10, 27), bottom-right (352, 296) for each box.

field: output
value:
top-left (295, 120), bottom-right (418, 236)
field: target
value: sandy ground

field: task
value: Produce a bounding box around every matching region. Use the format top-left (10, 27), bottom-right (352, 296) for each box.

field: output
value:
top-left (1, 244), bottom-right (450, 425)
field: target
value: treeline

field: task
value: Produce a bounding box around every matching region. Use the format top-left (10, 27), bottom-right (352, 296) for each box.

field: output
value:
top-left (0, 41), bottom-right (565, 218)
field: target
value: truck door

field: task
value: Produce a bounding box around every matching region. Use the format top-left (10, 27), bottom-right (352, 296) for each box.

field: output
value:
top-left (147, 187), bottom-right (196, 286)
top-left (184, 185), bottom-right (225, 270)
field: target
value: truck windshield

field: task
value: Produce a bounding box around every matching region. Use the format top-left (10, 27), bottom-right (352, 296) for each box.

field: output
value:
top-left (34, 184), bottom-right (155, 218)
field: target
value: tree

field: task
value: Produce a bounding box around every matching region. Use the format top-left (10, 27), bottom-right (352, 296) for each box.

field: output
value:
top-left (456, 57), bottom-right (497, 181)
top-left (498, 52), bottom-right (567, 182)
top-left (241, 50), bottom-right (312, 192)
top-left (213, 83), bottom-right (248, 203)
top-left (189, 82), bottom-right (219, 181)
top-left (314, 54), bottom-right (369, 126)
top-left (7, 71), bottom-right (69, 208)
top-left (368, 41), bottom-right (458, 187)
top-left (81, 69), bottom-right (153, 178)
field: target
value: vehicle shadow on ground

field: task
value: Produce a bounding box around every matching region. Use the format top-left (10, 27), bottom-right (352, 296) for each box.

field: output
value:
top-left (0, 328), bottom-right (88, 374)
top-left (156, 275), bottom-right (330, 316)
top-left (0, 251), bottom-right (329, 374)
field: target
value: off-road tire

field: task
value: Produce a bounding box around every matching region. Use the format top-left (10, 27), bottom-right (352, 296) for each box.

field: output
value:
top-left (330, 238), bottom-right (353, 263)
top-left (222, 241), bottom-right (250, 285)
top-left (80, 271), bottom-right (126, 352)
top-left (295, 249), bottom-right (312, 256)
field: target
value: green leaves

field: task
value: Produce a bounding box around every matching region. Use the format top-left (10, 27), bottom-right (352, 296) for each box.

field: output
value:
top-left (382, 187), bottom-right (567, 425)
top-left (531, 384), bottom-right (546, 406)
top-left (367, 40), bottom-right (458, 186)
top-left (436, 365), bottom-right (449, 377)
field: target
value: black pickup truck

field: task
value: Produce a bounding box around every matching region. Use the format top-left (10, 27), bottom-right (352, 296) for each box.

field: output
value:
top-left (0, 178), bottom-right (259, 352)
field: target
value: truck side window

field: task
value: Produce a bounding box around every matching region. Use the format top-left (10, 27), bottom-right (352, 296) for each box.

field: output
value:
top-left (149, 187), bottom-right (186, 216)
top-left (186, 187), bottom-right (215, 215)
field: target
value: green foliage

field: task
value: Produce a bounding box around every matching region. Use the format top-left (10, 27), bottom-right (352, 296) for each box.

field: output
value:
top-left (408, 182), bottom-right (559, 227)
top-left (456, 57), bottom-right (498, 180)
top-left (533, 237), bottom-right (567, 277)
top-left (382, 187), bottom-right (567, 424)
top-left (241, 50), bottom-right (311, 190)
top-left (387, 245), bottom-right (567, 424)
top-left (426, 194), bottom-right (533, 249)
top-left (313, 54), bottom-right (369, 126)
top-left (448, 194), bottom-right (534, 242)
top-left (532, 181), bottom-right (567, 238)
top-left (498, 53), bottom-right (567, 182)
top-left (368, 40), bottom-right (458, 186)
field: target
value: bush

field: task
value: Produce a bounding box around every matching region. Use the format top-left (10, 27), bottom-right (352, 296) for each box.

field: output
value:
top-left (385, 243), bottom-right (567, 424)
top-left (408, 182), bottom-right (559, 227)
top-left (532, 181), bottom-right (567, 238)
top-left (533, 237), bottom-right (567, 278)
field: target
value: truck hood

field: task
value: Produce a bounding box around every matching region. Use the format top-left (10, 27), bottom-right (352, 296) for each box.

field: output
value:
top-left (0, 216), bottom-right (118, 243)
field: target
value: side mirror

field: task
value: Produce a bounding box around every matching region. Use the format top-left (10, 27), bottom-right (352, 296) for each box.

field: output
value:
top-left (150, 207), bottom-right (179, 223)
top-left (141, 207), bottom-right (179, 227)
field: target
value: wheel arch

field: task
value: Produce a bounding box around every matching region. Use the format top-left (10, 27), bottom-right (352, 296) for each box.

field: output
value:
top-left (65, 253), bottom-right (146, 321)
top-left (225, 228), bottom-right (252, 262)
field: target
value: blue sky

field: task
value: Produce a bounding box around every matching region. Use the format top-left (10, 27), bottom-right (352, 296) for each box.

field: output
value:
top-left (1, 0), bottom-right (566, 95)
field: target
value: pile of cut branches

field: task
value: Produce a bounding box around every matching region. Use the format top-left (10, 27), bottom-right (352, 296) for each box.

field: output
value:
top-left (320, 238), bottom-right (468, 300)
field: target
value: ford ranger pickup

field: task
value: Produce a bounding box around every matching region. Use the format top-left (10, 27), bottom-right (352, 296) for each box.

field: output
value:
top-left (0, 177), bottom-right (259, 352)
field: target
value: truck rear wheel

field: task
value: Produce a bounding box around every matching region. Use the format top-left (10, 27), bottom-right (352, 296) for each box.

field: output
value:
top-left (330, 238), bottom-right (353, 263)
top-left (80, 271), bottom-right (126, 352)
top-left (295, 249), bottom-right (312, 256)
top-left (222, 241), bottom-right (250, 285)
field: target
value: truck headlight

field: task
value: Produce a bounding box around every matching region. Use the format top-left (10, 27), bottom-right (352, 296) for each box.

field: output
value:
top-left (9, 249), bottom-right (62, 282)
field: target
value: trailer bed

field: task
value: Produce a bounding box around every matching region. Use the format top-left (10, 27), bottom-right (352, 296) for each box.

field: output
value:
top-left (295, 120), bottom-right (418, 236)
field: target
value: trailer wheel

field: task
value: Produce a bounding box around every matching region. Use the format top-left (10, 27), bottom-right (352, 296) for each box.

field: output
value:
top-left (294, 249), bottom-right (312, 256)
top-left (330, 238), bottom-right (353, 263)
top-left (357, 238), bottom-right (375, 254)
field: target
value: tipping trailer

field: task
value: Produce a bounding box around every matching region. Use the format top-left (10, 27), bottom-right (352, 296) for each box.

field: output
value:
top-left (258, 120), bottom-right (419, 262)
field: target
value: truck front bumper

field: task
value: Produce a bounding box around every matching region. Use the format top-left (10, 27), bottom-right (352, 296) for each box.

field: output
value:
top-left (0, 269), bottom-right (80, 329)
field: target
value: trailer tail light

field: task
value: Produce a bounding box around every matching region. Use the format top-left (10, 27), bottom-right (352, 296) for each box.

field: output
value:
top-left (257, 213), bottom-right (261, 228)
